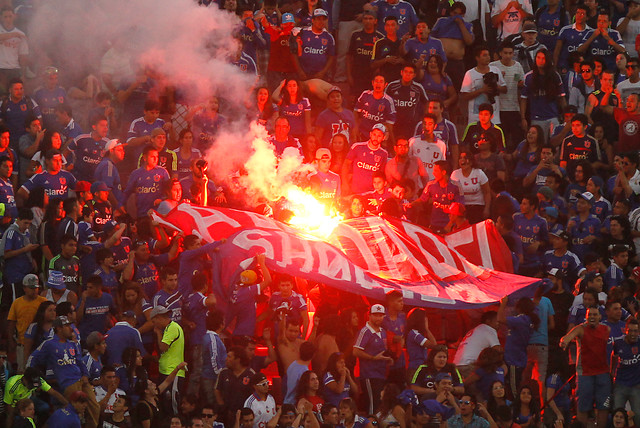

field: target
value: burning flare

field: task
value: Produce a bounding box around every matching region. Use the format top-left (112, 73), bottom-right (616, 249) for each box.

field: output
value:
top-left (284, 187), bottom-right (344, 239)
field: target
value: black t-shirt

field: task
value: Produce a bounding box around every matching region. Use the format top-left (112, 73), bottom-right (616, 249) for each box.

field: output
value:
top-left (134, 400), bottom-right (159, 427)
top-left (349, 30), bottom-right (385, 84)
top-left (216, 367), bottom-right (256, 422)
top-left (372, 37), bottom-right (403, 83)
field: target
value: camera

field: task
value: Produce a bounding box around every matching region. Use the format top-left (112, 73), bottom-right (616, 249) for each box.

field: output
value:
top-left (483, 72), bottom-right (499, 104)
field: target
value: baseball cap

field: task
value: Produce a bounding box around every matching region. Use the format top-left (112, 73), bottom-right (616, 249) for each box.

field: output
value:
top-left (251, 372), bottom-right (268, 385)
top-left (327, 86), bottom-right (342, 95)
top-left (47, 271), bottom-right (65, 290)
top-left (22, 274), bottom-right (40, 288)
top-left (577, 191), bottom-right (594, 203)
top-left (91, 181), bottom-right (110, 193)
top-left (372, 123), bottom-right (387, 134)
top-left (589, 176), bottom-right (604, 189)
top-left (282, 13), bottom-right (295, 23)
top-left (43, 66), bottom-right (59, 75)
top-left (550, 230), bottom-right (570, 241)
top-left (122, 310), bottom-right (136, 318)
top-left (103, 220), bottom-right (119, 235)
top-left (563, 105), bottom-right (578, 114)
top-left (240, 269), bottom-right (258, 285)
top-left (543, 206), bottom-right (559, 219)
top-left (104, 139), bottom-right (123, 152)
top-left (522, 22), bottom-right (538, 33)
top-left (75, 181), bottom-right (91, 192)
top-left (370, 303), bottom-right (386, 314)
top-left (422, 399), bottom-right (456, 419)
top-left (435, 372), bottom-right (452, 382)
top-left (537, 186), bottom-right (553, 200)
top-left (583, 271), bottom-right (602, 284)
top-left (86, 331), bottom-right (107, 349)
top-left (315, 148), bottom-right (331, 160)
top-left (52, 316), bottom-right (72, 328)
top-left (312, 8), bottom-right (328, 17)
top-left (150, 306), bottom-right (170, 318)
top-left (151, 128), bottom-right (165, 137)
top-left (363, 9), bottom-right (376, 17)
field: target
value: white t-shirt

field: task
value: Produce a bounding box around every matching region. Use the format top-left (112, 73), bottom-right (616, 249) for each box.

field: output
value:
top-left (0, 26), bottom-right (28, 69)
top-left (491, 0), bottom-right (533, 40)
top-left (461, 66), bottom-right (506, 124)
top-left (490, 60), bottom-right (525, 112)
top-left (244, 393), bottom-right (277, 428)
top-left (453, 323), bottom-right (500, 366)
top-left (408, 136), bottom-right (447, 181)
top-left (451, 168), bottom-right (488, 206)
top-left (94, 386), bottom-right (127, 414)
top-left (616, 79), bottom-right (640, 104)
top-left (617, 17), bottom-right (640, 58)
top-left (31, 151), bottom-right (68, 170)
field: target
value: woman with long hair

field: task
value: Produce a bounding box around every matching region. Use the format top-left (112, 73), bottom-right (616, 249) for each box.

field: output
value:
top-left (117, 281), bottom-right (154, 353)
top-left (542, 351), bottom-right (572, 427)
top-left (498, 296), bottom-right (540, 399)
top-left (23, 301), bottom-right (56, 358)
top-left (322, 352), bottom-right (359, 406)
top-left (564, 160), bottom-right (593, 211)
top-left (611, 408), bottom-right (632, 428)
top-left (187, 95), bottom-right (227, 152)
top-left (295, 370), bottom-right (324, 413)
top-left (329, 132), bottom-right (349, 175)
top-left (339, 397), bottom-right (374, 428)
top-left (464, 346), bottom-right (508, 402)
top-left (253, 86), bottom-right (278, 131)
top-left (345, 195), bottom-right (368, 219)
top-left (520, 49), bottom-right (566, 142)
top-left (487, 380), bottom-right (511, 420)
top-left (511, 384), bottom-right (541, 428)
top-left (375, 383), bottom-right (406, 428)
top-left (174, 128), bottom-right (201, 181)
top-left (28, 130), bottom-right (70, 178)
top-left (603, 215), bottom-right (636, 259)
top-left (278, 78), bottom-right (312, 139)
top-left (404, 308), bottom-right (437, 377)
top-left (336, 308), bottom-right (360, 372)
top-left (451, 150), bottom-right (491, 223)
top-left (411, 344), bottom-right (464, 397)
top-left (116, 346), bottom-right (147, 404)
top-left (510, 125), bottom-right (544, 181)
top-left (420, 54), bottom-right (457, 113)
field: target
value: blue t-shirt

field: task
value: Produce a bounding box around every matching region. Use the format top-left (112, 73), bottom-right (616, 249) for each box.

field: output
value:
top-left (513, 212), bottom-right (549, 268)
top-left (30, 337), bottom-right (88, 390)
top-left (126, 117), bottom-right (165, 145)
top-left (152, 289), bottom-right (183, 323)
top-left (474, 366), bottom-right (506, 401)
top-left (420, 73), bottom-right (454, 103)
top-left (81, 354), bottom-right (102, 383)
top-left (534, 6), bottom-right (570, 51)
top-left (314, 108), bottom-right (355, 148)
top-left (21, 170), bottom-right (76, 199)
top-left (94, 266), bottom-right (119, 293)
top-left (521, 70), bottom-right (565, 121)
top-left (0, 97), bottom-right (41, 147)
top-left (3, 225), bottom-right (32, 283)
top-left (192, 113), bottom-right (227, 152)
top-left (404, 37), bottom-right (448, 65)
top-left (542, 249), bottom-right (584, 291)
top-left (33, 86), bottom-right (67, 131)
top-left (546, 373), bottom-right (571, 409)
top-left (354, 323), bottom-right (388, 379)
top-left (123, 166), bottom-right (170, 217)
top-left (529, 297), bottom-right (554, 345)
top-left (46, 404), bottom-right (81, 428)
top-left (174, 147), bottom-right (202, 180)
top-left (68, 134), bottom-right (108, 182)
top-left (104, 322), bottom-right (146, 367)
top-left (279, 98), bottom-right (311, 137)
top-left (582, 29), bottom-right (625, 70)
top-left (78, 293), bottom-right (116, 338)
top-left (227, 282), bottom-right (260, 336)
top-left (505, 314), bottom-right (533, 368)
top-left (323, 371), bottom-right (351, 406)
top-left (432, 15), bottom-right (473, 40)
top-left (346, 142), bottom-right (389, 194)
top-left (293, 27), bottom-right (336, 76)
top-left (372, 0), bottom-right (418, 37)
top-left (383, 313), bottom-right (407, 369)
top-left (134, 254), bottom-right (168, 299)
top-left (613, 338), bottom-right (640, 387)
top-left (567, 214), bottom-right (601, 260)
top-left (406, 329), bottom-right (428, 369)
top-left (354, 91), bottom-right (397, 136)
top-left (95, 158), bottom-right (124, 208)
top-left (420, 180), bottom-right (463, 229)
top-left (556, 24), bottom-right (591, 71)
top-left (185, 292), bottom-right (209, 346)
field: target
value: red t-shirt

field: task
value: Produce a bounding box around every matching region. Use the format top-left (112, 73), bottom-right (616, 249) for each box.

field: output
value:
top-left (580, 323), bottom-right (610, 376)
top-left (614, 108), bottom-right (640, 152)
top-left (265, 26), bottom-right (296, 73)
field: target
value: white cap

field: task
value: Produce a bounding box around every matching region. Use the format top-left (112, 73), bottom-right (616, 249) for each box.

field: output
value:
top-left (150, 305), bottom-right (170, 318)
top-left (104, 139), bottom-right (123, 152)
top-left (372, 123), bottom-right (387, 134)
top-left (370, 304), bottom-right (386, 314)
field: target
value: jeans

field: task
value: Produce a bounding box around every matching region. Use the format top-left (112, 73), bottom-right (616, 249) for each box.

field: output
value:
top-left (532, 117), bottom-right (559, 144)
top-left (613, 383), bottom-right (640, 426)
top-left (577, 373), bottom-right (611, 412)
top-left (186, 344), bottom-right (203, 397)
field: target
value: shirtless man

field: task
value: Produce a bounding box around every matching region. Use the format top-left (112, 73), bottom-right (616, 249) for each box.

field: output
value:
top-left (277, 317), bottom-right (304, 375)
top-left (431, 2), bottom-right (475, 90)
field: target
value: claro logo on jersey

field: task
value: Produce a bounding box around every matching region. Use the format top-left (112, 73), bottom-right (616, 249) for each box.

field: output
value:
top-left (137, 184), bottom-right (160, 194)
top-left (304, 46), bottom-right (327, 55)
top-left (356, 161), bottom-right (380, 171)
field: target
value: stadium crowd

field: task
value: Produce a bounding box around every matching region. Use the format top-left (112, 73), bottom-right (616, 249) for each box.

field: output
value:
top-left (0, 0), bottom-right (638, 427)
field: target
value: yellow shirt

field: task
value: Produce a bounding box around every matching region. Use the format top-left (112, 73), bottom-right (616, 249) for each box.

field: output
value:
top-left (7, 296), bottom-right (47, 345)
top-left (159, 321), bottom-right (185, 377)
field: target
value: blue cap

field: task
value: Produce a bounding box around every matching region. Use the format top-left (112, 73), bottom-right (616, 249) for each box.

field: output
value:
top-left (47, 271), bottom-right (65, 290)
top-left (282, 13), bottom-right (295, 23)
top-left (422, 399), bottom-right (456, 419)
top-left (543, 206), bottom-right (559, 219)
top-left (91, 181), bottom-right (110, 193)
top-left (103, 220), bottom-right (118, 234)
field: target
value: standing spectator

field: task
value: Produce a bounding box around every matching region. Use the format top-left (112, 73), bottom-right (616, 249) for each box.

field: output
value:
top-left (513, 194), bottom-right (548, 277)
top-left (553, 4), bottom-right (590, 77)
top-left (0, 79), bottom-right (40, 152)
top-left (385, 138), bottom-right (427, 193)
top-left (568, 61), bottom-right (598, 114)
top-left (612, 318), bottom-right (640, 427)
top-left (372, 0), bottom-right (419, 37)
top-left (523, 287), bottom-right (555, 395)
top-left (578, 11), bottom-right (626, 71)
top-left (560, 307), bottom-right (611, 427)
top-left (559, 114), bottom-right (601, 172)
top-left (262, 13), bottom-right (297, 92)
top-left (616, 0), bottom-right (640, 60)
top-left (520, 49), bottom-right (566, 142)
top-left (447, 394), bottom-right (495, 428)
top-left (1, 207), bottom-right (37, 304)
top-left (409, 113), bottom-right (447, 182)
top-left (243, 372), bottom-right (277, 428)
top-left (491, 0), bottom-right (533, 41)
top-left (450, 151), bottom-right (491, 222)
top-left (342, 124), bottom-right (389, 195)
top-left (125, 100), bottom-right (167, 155)
top-left (419, 55), bottom-right (458, 119)
top-left (95, 139), bottom-right (125, 212)
top-left (567, 192), bottom-right (601, 261)
top-left (354, 74), bottom-right (396, 140)
top-left (0, 8), bottom-right (27, 93)
top-left (386, 64), bottom-right (428, 140)
top-left (215, 346), bottom-right (255, 427)
top-left (371, 16), bottom-right (405, 85)
top-left (291, 9), bottom-right (335, 85)
top-left (491, 41), bottom-right (525, 150)
top-left (201, 310), bottom-right (226, 406)
top-left (614, 58), bottom-right (640, 104)
top-left (514, 23), bottom-right (545, 74)
top-left (462, 103), bottom-right (506, 154)
top-left (353, 304), bottom-right (394, 415)
top-left (613, 92), bottom-right (640, 153)
top-left (314, 87), bottom-right (355, 148)
top-left (276, 79), bottom-right (312, 140)
top-left (123, 146), bottom-right (170, 218)
top-left (461, 46), bottom-right (507, 126)
top-left (585, 70), bottom-right (619, 141)
top-left (403, 22), bottom-right (447, 69)
top-left (45, 390), bottom-right (89, 428)
top-left (33, 67), bottom-right (67, 132)
top-left (82, 331), bottom-right (106, 384)
top-left (54, 104), bottom-right (83, 144)
top-left (76, 276), bottom-right (116, 341)
top-left (453, 312), bottom-right (500, 379)
top-left (534, 0), bottom-right (569, 52)
top-left (65, 115), bottom-right (109, 182)
top-left (104, 311), bottom-right (146, 367)
top-left (347, 11), bottom-right (384, 97)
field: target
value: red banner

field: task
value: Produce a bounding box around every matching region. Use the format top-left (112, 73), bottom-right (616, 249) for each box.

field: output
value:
top-left (153, 203), bottom-right (542, 309)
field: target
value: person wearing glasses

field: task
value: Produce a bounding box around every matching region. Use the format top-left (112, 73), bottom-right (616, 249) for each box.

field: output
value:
top-left (446, 394), bottom-right (497, 428)
top-left (615, 58), bottom-right (640, 103)
top-left (553, 3), bottom-right (591, 78)
top-left (568, 61), bottom-right (599, 114)
top-left (244, 372), bottom-right (277, 428)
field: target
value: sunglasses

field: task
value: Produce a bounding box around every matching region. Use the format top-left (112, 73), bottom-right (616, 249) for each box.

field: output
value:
top-left (0, 355), bottom-right (7, 359)
top-left (459, 400), bottom-right (472, 405)
top-left (202, 413), bottom-right (215, 418)
top-left (256, 381), bottom-right (269, 387)
top-left (581, 69), bottom-right (592, 73)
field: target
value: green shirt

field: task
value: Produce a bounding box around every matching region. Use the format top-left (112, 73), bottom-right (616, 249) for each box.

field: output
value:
top-left (159, 321), bottom-right (185, 377)
top-left (3, 375), bottom-right (51, 407)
